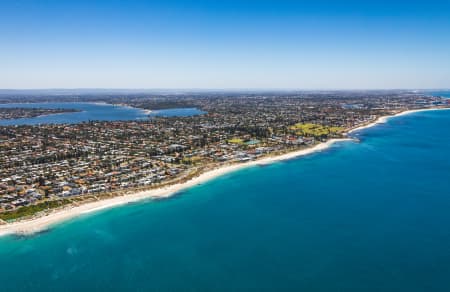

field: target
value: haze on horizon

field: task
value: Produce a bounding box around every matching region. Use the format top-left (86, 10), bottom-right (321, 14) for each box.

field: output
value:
top-left (1, 0), bottom-right (450, 90)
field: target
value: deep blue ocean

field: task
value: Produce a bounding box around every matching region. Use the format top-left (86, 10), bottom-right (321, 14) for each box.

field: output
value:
top-left (1, 105), bottom-right (450, 291)
top-left (432, 91), bottom-right (450, 98)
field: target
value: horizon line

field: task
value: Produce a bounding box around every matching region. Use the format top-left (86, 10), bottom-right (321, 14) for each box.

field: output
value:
top-left (0, 88), bottom-right (448, 92)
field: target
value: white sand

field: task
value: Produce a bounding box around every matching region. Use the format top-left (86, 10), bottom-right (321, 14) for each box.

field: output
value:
top-left (347, 108), bottom-right (450, 134)
top-left (1, 107), bottom-right (449, 237)
top-left (0, 139), bottom-right (350, 236)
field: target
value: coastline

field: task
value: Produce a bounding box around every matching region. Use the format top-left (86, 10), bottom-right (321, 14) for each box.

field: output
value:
top-left (1, 107), bottom-right (449, 237)
top-left (347, 107), bottom-right (450, 134)
top-left (0, 110), bottom-right (83, 123)
top-left (113, 103), bottom-right (152, 115)
top-left (0, 139), bottom-right (350, 237)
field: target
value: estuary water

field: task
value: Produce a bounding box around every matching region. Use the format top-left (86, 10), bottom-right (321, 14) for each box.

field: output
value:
top-left (149, 107), bottom-right (206, 117)
top-left (0, 102), bottom-right (204, 125)
top-left (0, 109), bottom-right (450, 291)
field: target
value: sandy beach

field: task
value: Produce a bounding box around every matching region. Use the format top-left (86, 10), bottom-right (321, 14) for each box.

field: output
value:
top-left (1, 107), bottom-right (449, 237)
top-left (0, 138), bottom-right (351, 236)
top-left (112, 103), bottom-right (152, 115)
top-left (347, 107), bottom-right (450, 134)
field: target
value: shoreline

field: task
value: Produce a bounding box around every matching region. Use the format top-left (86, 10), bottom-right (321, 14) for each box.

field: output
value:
top-left (112, 103), bottom-right (152, 115)
top-left (0, 110), bottom-right (83, 122)
top-left (347, 107), bottom-right (450, 134)
top-left (1, 107), bottom-right (449, 237)
top-left (0, 139), bottom-right (350, 237)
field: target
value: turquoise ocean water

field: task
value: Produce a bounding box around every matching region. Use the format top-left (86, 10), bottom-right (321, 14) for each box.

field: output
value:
top-left (1, 106), bottom-right (450, 291)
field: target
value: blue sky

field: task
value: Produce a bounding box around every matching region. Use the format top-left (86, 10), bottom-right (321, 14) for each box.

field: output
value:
top-left (1, 0), bottom-right (450, 89)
